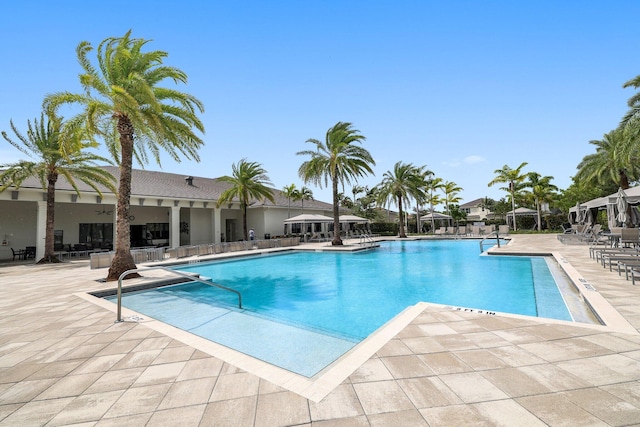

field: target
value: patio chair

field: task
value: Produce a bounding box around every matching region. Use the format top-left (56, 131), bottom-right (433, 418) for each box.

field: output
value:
top-left (11, 248), bottom-right (25, 261)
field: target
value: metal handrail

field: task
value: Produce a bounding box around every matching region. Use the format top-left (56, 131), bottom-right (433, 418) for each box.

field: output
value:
top-left (479, 231), bottom-right (501, 252)
top-left (116, 266), bottom-right (242, 322)
top-left (359, 233), bottom-right (375, 247)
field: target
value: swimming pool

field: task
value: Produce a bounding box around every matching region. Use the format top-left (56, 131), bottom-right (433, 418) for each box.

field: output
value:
top-left (109, 240), bottom-right (573, 376)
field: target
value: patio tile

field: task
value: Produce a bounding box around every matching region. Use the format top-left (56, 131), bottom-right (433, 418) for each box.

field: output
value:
top-left (397, 376), bottom-right (462, 408)
top-left (311, 415), bottom-right (369, 427)
top-left (132, 361), bottom-right (186, 387)
top-left (103, 383), bottom-right (171, 418)
top-left (399, 336), bottom-right (447, 354)
top-left (380, 354), bottom-right (435, 378)
top-left (418, 352), bottom-right (471, 374)
top-left (517, 394), bottom-right (610, 426)
top-left (454, 348), bottom-right (511, 370)
top-left (420, 404), bottom-right (492, 426)
top-left (175, 357), bottom-right (223, 381)
top-left (0, 378), bottom-right (57, 404)
top-left (367, 409), bottom-right (428, 426)
top-left (518, 364), bottom-right (589, 392)
top-left (309, 384), bottom-right (363, 421)
top-left (375, 339), bottom-right (413, 356)
top-left (352, 380), bottom-right (415, 415)
top-left (0, 397), bottom-right (74, 426)
top-left (83, 367), bottom-right (145, 394)
top-left (46, 390), bottom-right (124, 426)
top-left (254, 391), bottom-right (310, 427)
top-left (152, 345), bottom-right (196, 365)
top-left (35, 372), bottom-right (103, 400)
top-left (209, 372), bottom-right (260, 401)
top-left (438, 372), bottom-right (509, 403)
top-left (349, 359), bottom-right (393, 383)
top-left (157, 377), bottom-right (217, 409)
top-left (146, 404), bottom-right (207, 427)
top-left (480, 367), bottom-right (551, 397)
top-left (200, 396), bottom-right (257, 426)
top-left (471, 399), bottom-right (547, 426)
top-left (561, 387), bottom-right (640, 426)
top-left (110, 349), bottom-right (162, 370)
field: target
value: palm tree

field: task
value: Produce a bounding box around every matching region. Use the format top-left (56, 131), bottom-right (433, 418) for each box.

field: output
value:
top-left (44, 31), bottom-right (205, 281)
top-left (376, 162), bottom-right (425, 238)
top-left (293, 186), bottom-right (313, 214)
top-left (621, 73), bottom-right (640, 140)
top-left (297, 122), bottom-right (375, 246)
top-left (575, 129), bottom-right (638, 191)
top-left (216, 159), bottom-right (275, 241)
top-left (488, 162), bottom-right (528, 231)
top-left (414, 167), bottom-right (434, 233)
top-left (1, 113), bottom-right (115, 263)
top-left (282, 184), bottom-right (297, 218)
top-left (525, 172), bottom-right (558, 231)
top-left (425, 176), bottom-right (444, 232)
top-left (442, 181), bottom-right (463, 215)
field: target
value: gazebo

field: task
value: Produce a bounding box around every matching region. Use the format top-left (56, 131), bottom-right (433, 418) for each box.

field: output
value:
top-left (506, 207), bottom-right (538, 229)
top-left (419, 212), bottom-right (453, 232)
top-left (283, 214), bottom-right (333, 236)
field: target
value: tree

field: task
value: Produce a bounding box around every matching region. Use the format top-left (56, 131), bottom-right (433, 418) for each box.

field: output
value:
top-left (293, 186), bottom-right (313, 214)
top-left (425, 176), bottom-right (444, 232)
top-left (575, 129), bottom-right (638, 191)
top-left (375, 162), bottom-right (425, 238)
top-left (414, 167), bottom-right (434, 234)
top-left (217, 159), bottom-right (275, 241)
top-left (282, 183), bottom-right (297, 218)
top-left (44, 31), bottom-right (205, 281)
top-left (1, 113), bottom-right (115, 263)
top-left (297, 122), bottom-right (375, 245)
top-left (488, 162), bottom-right (528, 231)
top-left (442, 181), bottom-right (462, 215)
top-left (525, 172), bottom-right (558, 231)
top-left (621, 73), bottom-right (640, 140)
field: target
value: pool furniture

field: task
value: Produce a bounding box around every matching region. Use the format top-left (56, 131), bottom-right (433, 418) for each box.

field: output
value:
top-left (11, 248), bottom-right (25, 261)
top-left (24, 246), bottom-right (36, 259)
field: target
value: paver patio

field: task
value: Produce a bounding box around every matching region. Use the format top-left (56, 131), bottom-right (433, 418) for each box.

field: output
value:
top-left (1, 234), bottom-right (640, 426)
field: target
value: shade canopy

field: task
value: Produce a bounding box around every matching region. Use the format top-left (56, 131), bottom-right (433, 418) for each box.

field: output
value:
top-left (506, 207), bottom-right (537, 216)
top-left (283, 213), bottom-right (333, 224)
top-left (338, 214), bottom-right (369, 223)
top-left (420, 212), bottom-right (452, 221)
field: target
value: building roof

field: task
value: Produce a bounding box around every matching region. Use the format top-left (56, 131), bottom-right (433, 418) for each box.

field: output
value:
top-left (459, 198), bottom-right (486, 209)
top-left (8, 166), bottom-right (334, 210)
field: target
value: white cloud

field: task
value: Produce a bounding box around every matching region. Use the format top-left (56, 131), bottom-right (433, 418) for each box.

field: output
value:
top-left (463, 155), bottom-right (485, 164)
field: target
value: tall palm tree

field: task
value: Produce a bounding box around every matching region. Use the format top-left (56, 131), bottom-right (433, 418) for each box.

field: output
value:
top-left (425, 176), bottom-right (444, 232)
top-left (1, 113), bottom-right (115, 263)
top-left (414, 167), bottom-right (434, 233)
top-left (488, 162), bottom-right (528, 231)
top-left (216, 159), bottom-right (275, 241)
top-left (282, 183), bottom-right (297, 218)
top-left (376, 162), bottom-right (425, 238)
top-left (525, 172), bottom-right (558, 231)
top-left (442, 181), bottom-right (463, 215)
top-left (44, 31), bottom-right (205, 281)
top-left (622, 73), bottom-right (640, 140)
top-left (297, 122), bottom-right (375, 246)
top-left (293, 186), bottom-right (313, 214)
top-left (575, 129), bottom-right (638, 191)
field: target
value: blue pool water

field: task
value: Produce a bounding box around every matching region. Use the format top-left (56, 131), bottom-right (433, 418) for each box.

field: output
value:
top-left (110, 240), bottom-right (572, 376)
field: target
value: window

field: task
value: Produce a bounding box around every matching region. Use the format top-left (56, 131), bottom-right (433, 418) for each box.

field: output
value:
top-left (146, 223), bottom-right (169, 239)
top-left (79, 223), bottom-right (113, 247)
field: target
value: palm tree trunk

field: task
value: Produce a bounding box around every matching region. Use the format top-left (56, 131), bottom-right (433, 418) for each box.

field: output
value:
top-left (510, 188), bottom-right (517, 231)
top-left (536, 201), bottom-right (542, 231)
top-left (107, 115), bottom-right (139, 281)
top-left (398, 196), bottom-right (406, 238)
top-left (332, 175), bottom-right (342, 246)
top-left (242, 204), bottom-right (248, 241)
top-left (40, 175), bottom-right (60, 263)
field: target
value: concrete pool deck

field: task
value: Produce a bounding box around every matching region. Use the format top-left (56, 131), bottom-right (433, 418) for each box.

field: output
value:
top-left (1, 235), bottom-right (640, 426)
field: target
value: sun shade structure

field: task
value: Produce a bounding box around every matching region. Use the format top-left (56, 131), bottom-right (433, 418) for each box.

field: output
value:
top-left (338, 214), bottom-right (370, 223)
top-left (283, 214), bottom-right (333, 224)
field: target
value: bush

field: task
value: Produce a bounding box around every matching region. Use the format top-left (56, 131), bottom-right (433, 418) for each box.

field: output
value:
top-left (371, 222), bottom-right (398, 235)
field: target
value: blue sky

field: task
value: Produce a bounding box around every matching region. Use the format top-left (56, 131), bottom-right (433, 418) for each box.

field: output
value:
top-left (1, 1), bottom-right (639, 207)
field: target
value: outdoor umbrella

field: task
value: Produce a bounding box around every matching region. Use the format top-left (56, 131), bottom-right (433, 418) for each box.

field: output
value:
top-left (616, 188), bottom-right (628, 226)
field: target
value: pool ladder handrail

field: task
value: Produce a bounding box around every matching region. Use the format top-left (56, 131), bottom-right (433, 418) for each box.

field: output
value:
top-left (359, 233), bottom-right (375, 247)
top-left (479, 230), bottom-right (501, 252)
top-left (116, 266), bottom-right (243, 323)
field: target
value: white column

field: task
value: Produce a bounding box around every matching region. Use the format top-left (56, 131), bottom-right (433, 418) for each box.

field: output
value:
top-left (213, 207), bottom-right (222, 243)
top-left (170, 206), bottom-right (180, 248)
top-left (36, 201), bottom-right (46, 259)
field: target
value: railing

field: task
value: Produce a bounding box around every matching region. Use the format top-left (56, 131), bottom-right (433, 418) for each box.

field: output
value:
top-left (479, 231), bottom-right (501, 252)
top-left (115, 266), bottom-right (242, 322)
top-left (359, 233), bottom-right (376, 248)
